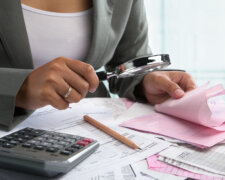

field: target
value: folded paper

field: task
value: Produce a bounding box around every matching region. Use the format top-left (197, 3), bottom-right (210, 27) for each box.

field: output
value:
top-left (155, 83), bottom-right (225, 130)
top-left (120, 83), bottom-right (225, 147)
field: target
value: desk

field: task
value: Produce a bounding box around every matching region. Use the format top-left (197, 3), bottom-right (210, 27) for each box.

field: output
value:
top-left (0, 98), bottom-right (204, 179)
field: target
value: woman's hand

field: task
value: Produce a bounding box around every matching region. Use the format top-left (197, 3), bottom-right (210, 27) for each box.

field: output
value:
top-left (142, 71), bottom-right (196, 105)
top-left (16, 57), bottom-right (99, 110)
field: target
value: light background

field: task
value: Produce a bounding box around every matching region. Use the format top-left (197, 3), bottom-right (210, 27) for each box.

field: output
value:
top-left (144, 0), bottom-right (225, 86)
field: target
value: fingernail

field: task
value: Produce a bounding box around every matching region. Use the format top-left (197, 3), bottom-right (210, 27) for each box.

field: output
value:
top-left (174, 89), bottom-right (184, 98)
top-left (90, 88), bottom-right (96, 93)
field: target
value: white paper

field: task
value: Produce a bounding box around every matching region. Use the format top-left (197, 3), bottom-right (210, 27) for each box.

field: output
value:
top-left (0, 98), bottom-right (170, 179)
top-left (159, 145), bottom-right (225, 177)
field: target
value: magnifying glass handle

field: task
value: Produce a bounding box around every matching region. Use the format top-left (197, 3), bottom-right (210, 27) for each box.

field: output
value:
top-left (96, 71), bottom-right (118, 81)
top-left (96, 71), bottom-right (108, 81)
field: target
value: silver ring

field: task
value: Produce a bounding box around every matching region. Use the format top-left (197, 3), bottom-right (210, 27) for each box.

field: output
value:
top-left (64, 87), bottom-right (72, 98)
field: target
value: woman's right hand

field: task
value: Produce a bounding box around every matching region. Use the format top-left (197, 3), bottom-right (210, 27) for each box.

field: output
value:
top-left (16, 57), bottom-right (99, 110)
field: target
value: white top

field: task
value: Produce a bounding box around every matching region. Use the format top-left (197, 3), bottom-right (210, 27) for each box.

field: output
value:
top-left (22, 4), bottom-right (93, 69)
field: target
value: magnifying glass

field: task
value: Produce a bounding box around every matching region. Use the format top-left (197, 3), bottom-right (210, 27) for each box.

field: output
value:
top-left (97, 54), bottom-right (171, 81)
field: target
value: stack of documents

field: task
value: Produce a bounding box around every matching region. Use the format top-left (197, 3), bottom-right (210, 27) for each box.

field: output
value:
top-left (120, 83), bottom-right (225, 147)
top-left (117, 82), bottom-right (225, 179)
top-left (0, 98), bottom-right (171, 179)
top-left (147, 144), bottom-right (225, 180)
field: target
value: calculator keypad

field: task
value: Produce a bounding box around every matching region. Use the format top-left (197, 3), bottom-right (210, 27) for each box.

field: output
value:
top-left (0, 127), bottom-right (99, 177)
top-left (0, 128), bottom-right (94, 156)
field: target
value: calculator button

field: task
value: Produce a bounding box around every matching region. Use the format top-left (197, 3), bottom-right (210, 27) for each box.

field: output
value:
top-left (0, 138), bottom-right (7, 144)
top-left (10, 140), bottom-right (20, 146)
top-left (27, 140), bottom-right (38, 145)
top-left (16, 134), bottom-right (26, 139)
top-left (76, 141), bottom-right (89, 146)
top-left (42, 134), bottom-right (52, 139)
top-left (24, 135), bottom-right (32, 139)
top-left (11, 133), bottom-right (19, 138)
top-left (18, 130), bottom-right (26, 135)
top-left (64, 138), bottom-right (76, 143)
top-left (52, 136), bottom-right (64, 141)
top-left (61, 134), bottom-right (75, 139)
top-left (46, 147), bottom-right (58, 153)
top-left (65, 147), bottom-right (79, 153)
top-left (46, 139), bottom-right (58, 144)
top-left (58, 141), bottom-right (69, 146)
top-left (4, 136), bottom-right (13, 141)
top-left (22, 143), bottom-right (32, 148)
top-left (30, 130), bottom-right (45, 137)
top-left (82, 138), bottom-right (93, 143)
top-left (2, 143), bottom-right (14, 148)
top-left (35, 137), bottom-right (45, 141)
top-left (34, 145), bottom-right (45, 150)
top-left (51, 144), bottom-right (64, 149)
top-left (47, 132), bottom-right (59, 137)
top-left (60, 150), bottom-right (71, 155)
top-left (16, 138), bottom-right (25, 143)
top-left (24, 128), bottom-right (34, 131)
top-left (39, 142), bottom-right (51, 147)
top-left (71, 144), bottom-right (83, 149)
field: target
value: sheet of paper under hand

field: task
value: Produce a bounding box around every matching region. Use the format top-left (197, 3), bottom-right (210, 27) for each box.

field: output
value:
top-left (155, 83), bottom-right (225, 130)
top-left (120, 83), bottom-right (225, 147)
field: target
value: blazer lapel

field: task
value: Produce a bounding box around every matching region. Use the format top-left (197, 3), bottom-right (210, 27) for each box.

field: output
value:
top-left (86, 0), bottom-right (114, 69)
top-left (0, 0), bottom-right (33, 69)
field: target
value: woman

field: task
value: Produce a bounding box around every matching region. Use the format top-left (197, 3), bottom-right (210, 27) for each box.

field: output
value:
top-left (0, 0), bottom-right (196, 129)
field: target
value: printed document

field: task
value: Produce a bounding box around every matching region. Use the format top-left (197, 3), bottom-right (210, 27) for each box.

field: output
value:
top-left (0, 98), bottom-right (170, 179)
top-left (159, 144), bottom-right (225, 177)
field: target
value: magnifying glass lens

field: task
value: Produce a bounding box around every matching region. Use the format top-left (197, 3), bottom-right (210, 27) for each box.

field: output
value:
top-left (97, 54), bottom-right (170, 81)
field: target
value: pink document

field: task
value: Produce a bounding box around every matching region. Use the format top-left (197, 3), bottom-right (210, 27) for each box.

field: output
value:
top-left (122, 98), bottom-right (134, 109)
top-left (120, 83), bottom-right (225, 147)
top-left (155, 83), bottom-right (225, 130)
top-left (147, 155), bottom-right (224, 180)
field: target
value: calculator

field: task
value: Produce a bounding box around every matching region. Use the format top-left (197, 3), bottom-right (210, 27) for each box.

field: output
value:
top-left (0, 127), bottom-right (99, 177)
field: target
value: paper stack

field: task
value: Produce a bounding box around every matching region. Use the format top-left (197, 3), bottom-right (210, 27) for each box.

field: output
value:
top-left (146, 144), bottom-right (225, 180)
top-left (120, 83), bottom-right (225, 148)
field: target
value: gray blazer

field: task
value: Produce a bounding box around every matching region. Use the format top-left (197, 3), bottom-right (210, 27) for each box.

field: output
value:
top-left (0, 0), bottom-right (151, 129)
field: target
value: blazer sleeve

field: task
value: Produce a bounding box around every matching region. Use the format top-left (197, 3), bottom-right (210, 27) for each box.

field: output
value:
top-left (106, 0), bottom-right (152, 101)
top-left (0, 67), bottom-right (33, 130)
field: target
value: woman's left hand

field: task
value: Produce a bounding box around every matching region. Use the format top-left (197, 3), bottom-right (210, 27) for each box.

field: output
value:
top-left (142, 71), bottom-right (196, 105)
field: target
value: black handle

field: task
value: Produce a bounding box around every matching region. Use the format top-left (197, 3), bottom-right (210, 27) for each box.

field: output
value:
top-left (96, 71), bottom-right (108, 81)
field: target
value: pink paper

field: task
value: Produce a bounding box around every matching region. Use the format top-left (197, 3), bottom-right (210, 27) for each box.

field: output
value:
top-left (122, 98), bottom-right (134, 109)
top-left (147, 155), bottom-right (224, 180)
top-left (120, 83), bottom-right (225, 147)
top-left (155, 83), bottom-right (225, 129)
top-left (120, 112), bottom-right (225, 147)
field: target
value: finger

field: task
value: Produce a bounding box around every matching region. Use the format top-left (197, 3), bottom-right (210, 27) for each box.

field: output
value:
top-left (146, 93), bottom-right (170, 105)
top-left (65, 58), bottom-right (99, 92)
top-left (64, 87), bottom-right (82, 103)
top-left (179, 74), bottom-right (197, 92)
top-left (46, 90), bottom-right (69, 110)
top-left (168, 71), bottom-right (196, 92)
top-left (155, 75), bottom-right (185, 99)
top-left (53, 79), bottom-right (83, 103)
top-left (62, 67), bottom-right (89, 98)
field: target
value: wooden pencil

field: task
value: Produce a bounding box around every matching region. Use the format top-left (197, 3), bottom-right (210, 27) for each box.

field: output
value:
top-left (83, 115), bottom-right (140, 150)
